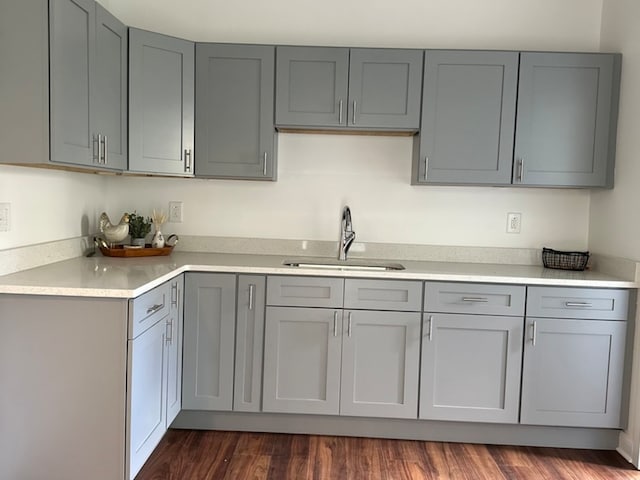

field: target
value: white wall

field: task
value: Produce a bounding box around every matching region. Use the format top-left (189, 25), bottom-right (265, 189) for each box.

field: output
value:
top-left (106, 134), bottom-right (591, 248)
top-left (1, 0), bottom-right (604, 252)
top-left (589, 0), bottom-right (640, 261)
top-left (0, 166), bottom-right (107, 250)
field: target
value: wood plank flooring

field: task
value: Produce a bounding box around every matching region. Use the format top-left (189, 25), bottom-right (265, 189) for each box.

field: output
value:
top-left (135, 429), bottom-right (640, 480)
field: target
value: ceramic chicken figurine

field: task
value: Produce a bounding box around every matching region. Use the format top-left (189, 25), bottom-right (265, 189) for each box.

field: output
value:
top-left (99, 212), bottom-right (130, 244)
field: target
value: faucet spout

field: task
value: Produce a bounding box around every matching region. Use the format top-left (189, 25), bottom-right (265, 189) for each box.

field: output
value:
top-left (338, 206), bottom-right (356, 261)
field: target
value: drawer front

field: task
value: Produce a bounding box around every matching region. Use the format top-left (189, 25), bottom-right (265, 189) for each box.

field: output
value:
top-left (129, 280), bottom-right (172, 339)
top-left (526, 286), bottom-right (629, 320)
top-left (267, 276), bottom-right (344, 308)
top-left (425, 282), bottom-right (525, 316)
top-left (344, 279), bottom-right (422, 312)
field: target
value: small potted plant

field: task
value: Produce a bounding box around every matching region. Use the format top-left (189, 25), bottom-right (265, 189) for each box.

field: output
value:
top-left (128, 212), bottom-right (152, 247)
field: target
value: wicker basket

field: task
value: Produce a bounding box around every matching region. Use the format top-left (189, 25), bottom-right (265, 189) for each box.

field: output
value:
top-left (542, 247), bottom-right (590, 271)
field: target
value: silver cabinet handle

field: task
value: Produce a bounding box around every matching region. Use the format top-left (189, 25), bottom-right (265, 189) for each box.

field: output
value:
top-left (517, 158), bottom-right (524, 183)
top-left (531, 320), bottom-right (537, 346)
top-left (427, 315), bottom-right (433, 341)
top-left (424, 157), bottom-right (429, 181)
top-left (166, 317), bottom-right (173, 344)
top-left (103, 135), bottom-right (108, 165)
top-left (333, 311), bottom-right (339, 337)
top-left (184, 149), bottom-right (192, 172)
top-left (462, 297), bottom-right (489, 303)
top-left (171, 283), bottom-right (178, 307)
top-left (262, 152), bottom-right (267, 176)
top-left (338, 99), bottom-right (343, 124)
top-left (97, 134), bottom-right (104, 164)
top-left (248, 284), bottom-right (255, 310)
top-left (146, 303), bottom-right (163, 315)
top-left (352, 100), bottom-right (357, 125)
top-left (565, 302), bottom-right (593, 308)
top-left (347, 312), bottom-right (352, 337)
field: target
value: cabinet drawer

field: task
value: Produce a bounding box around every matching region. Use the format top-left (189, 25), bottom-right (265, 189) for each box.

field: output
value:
top-left (267, 276), bottom-right (344, 308)
top-left (129, 281), bottom-right (172, 339)
top-left (425, 282), bottom-right (525, 316)
top-left (526, 287), bottom-right (629, 320)
top-left (344, 279), bottom-right (422, 312)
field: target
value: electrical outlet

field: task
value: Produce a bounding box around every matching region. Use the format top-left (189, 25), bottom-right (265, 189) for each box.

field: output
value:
top-left (0, 203), bottom-right (10, 232)
top-left (169, 201), bottom-right (183, 223)
top-left (507, 212), bottom-right (521, 234)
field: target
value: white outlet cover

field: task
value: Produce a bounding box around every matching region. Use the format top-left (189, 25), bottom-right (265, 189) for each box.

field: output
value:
top-left (507, 212), bottom-right (521, 234)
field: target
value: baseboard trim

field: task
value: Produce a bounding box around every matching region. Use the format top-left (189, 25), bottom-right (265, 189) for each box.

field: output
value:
top-left (172, 410), bottom-right (621, 450)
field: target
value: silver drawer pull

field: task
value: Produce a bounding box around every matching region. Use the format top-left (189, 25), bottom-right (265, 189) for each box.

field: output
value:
top-left (565, 302), bottom-right (593, 308)
top-left (333, 311), bottom-right (339, 337)
top-left (462, 297), bottom-right (489, 303)
top-left (146, 303), bottom-right (164, 315)
top-left (427, 315), bottom-right (433, 341)
top-left (531, 320), bottom-right (537, 346)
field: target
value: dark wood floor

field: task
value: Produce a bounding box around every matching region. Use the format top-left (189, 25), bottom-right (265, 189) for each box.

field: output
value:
top-left (135, 429), bottom-right (640, 480)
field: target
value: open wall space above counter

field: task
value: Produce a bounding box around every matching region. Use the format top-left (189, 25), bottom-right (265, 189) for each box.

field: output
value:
top-left (0, 0), bottom-right (622, 188)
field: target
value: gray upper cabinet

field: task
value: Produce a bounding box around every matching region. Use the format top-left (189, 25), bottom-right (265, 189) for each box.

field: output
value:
top-left (275, 46), bottom-right (423, 130)
top-left (413, 51), bottom-right (518, 185)
top-left (94, 4), bottom-right (127, 170)
top-left (514, 53), bottom-right (621, 188)
top-left (195, 44), bottom-right (276, 180)
top-left (129, 28), bottom-right (194, 176)
top-left (182, 273), bottom-right (237, 411)
top-left (49, 0), bottom-right (95, 168)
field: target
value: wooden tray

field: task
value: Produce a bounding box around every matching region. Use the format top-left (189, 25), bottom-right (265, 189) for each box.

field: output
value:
top-left (99, 244), bottom-right (174, 257)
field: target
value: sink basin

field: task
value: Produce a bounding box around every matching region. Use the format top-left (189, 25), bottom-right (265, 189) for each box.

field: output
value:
top-left (282, 258), bottom-right (405, 271)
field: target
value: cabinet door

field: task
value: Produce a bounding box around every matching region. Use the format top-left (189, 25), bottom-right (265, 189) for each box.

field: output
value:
top-left (348, 49), bottom-right (423, 129)
top-left (263, 306), bottom-right (342, 415)
top-left (195, 44), bottom-right (276, 180)
top-left (94, 4), bottom-right (127, 171)
top-left (514, 53), bottom-right (620, 187)
top-left (166, 275), bottom-right (184, 426)
top-left (419, 313), bottom-right (523, 424)
top-left (276, 46), bottom-right (349, 127)
top-left (415, 51), bottom-right (518, 185)
top-left (129, 28), bottom-right (194, 175)
top-left (182, 273), bottom-right (236, 410)
top-left (49, 0), bottom-right (95, 167)
top-left (234, 275), bottom-right (266, 412)
top-left (520, 317), bottom-right (626, 428)
top-left (340, 310), bottom-right (421, 418)
top-left (127, 318), bottom-right (166, 480)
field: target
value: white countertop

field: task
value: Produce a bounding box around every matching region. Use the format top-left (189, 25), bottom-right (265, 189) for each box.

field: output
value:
top-left (0, 252), bottom-right (635, 298)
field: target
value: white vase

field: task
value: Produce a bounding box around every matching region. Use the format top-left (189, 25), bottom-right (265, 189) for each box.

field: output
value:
top-left (152, 230), bottom-right (165, 248)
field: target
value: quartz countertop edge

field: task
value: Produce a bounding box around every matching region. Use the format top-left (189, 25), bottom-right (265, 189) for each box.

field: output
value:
top-left (0, 252), bottom-right (635, 298)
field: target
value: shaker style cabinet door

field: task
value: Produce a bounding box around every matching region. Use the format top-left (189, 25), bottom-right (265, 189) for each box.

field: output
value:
top-left (94, 4), bottom-right (127, 171)
top-left (339, 310), bottom-right (421, 419)
top-left (514, 52), bottom-right (620, 187)
top-left (520, 317), bottom-right (626, 428)
top-left (182, 273), bottom-right (237, 411)
top-left (49, 0), bottom-right (95, 167)
top-left (165, 275), bottom-right (184, 426)
top-left (129, 28), bottom-right (194, 176)
top-left (195, 44), bottom-right (276, 179)
top-left (348, 48), bottom-right (423, 129)
top-left (415, 50), bottom-right (518, 185)
top-left (275, 46), bottom-right (350, 127)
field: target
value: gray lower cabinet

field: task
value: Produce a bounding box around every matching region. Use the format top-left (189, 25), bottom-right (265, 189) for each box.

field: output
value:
top-left (263, 306), bottom-right (342, 415)
top-left (182, 273), bottom-right (236, 411)
top-left (234, 275), bottom-right (267, 412)
top-left (520, 286), bottom-right (629, 428)
top-left (1, 0), bottom-right (127, 171)
top-left (514, 52), bottom-right (621, 188)
top-left (262, 276), bottom-right (422, 418)
top-left (166, 275), bottom-right (184, 425)
top-left (195, 44), bottom-right (276, 180)
top-left (419, 313), bottom-right (523, 423)
top-left (128, 28), bottom-right (195, 176)
top-left (412, 50), bottom-right (518, 185)
top-left (275, 46), bottom-right (423, 130)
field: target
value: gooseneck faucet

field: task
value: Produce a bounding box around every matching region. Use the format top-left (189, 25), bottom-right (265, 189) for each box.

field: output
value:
top-left (338, 205), bottom-right (356, 261)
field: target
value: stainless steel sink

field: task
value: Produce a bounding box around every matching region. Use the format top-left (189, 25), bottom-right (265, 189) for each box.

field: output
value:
top-left (282, 258), bottom-right (405, 271)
